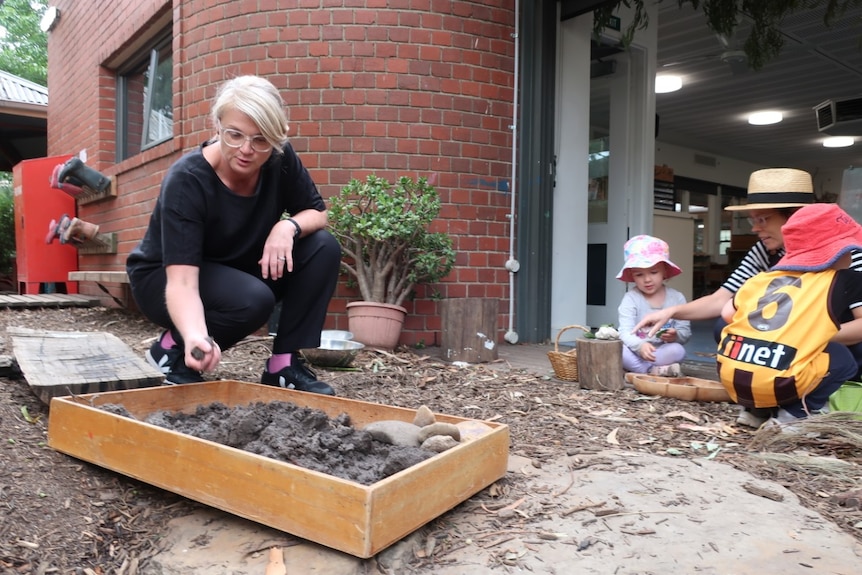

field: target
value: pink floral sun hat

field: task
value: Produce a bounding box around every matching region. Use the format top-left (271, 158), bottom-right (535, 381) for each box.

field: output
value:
top-left (616, 235), bottom-right (682, 283)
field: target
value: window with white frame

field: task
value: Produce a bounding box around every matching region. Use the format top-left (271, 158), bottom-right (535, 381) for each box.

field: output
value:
top-left (116, 31), bottom-right (172, 161)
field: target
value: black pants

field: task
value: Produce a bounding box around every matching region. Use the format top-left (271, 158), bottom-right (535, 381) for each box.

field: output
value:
top-left (129, 230), bottom-right (341, 354)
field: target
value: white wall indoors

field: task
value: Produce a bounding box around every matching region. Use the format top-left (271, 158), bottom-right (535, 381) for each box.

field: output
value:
top-left (655, 141), bottom-right (763, 187)
top-left (655, 140), bottom-right (847, 200)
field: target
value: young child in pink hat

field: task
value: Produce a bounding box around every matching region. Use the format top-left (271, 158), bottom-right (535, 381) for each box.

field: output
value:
top-left (617, 235), bottom-right (691, 377)
top-left (719, 203), bottom-right (862, 425)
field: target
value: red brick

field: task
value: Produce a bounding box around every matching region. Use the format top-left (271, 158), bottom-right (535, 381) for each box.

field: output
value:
top-left (48, 0), bottom-right (515, 345)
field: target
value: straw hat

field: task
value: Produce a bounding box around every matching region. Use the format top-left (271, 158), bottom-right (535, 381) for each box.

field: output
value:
top-left (724, 167), bottom-right (814, 211)
top-left (773, 203), bottom-right (862, 272)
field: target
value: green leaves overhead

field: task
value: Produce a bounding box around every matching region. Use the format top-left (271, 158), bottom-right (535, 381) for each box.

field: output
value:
top-left (593, 0), bottom-right (862, 70)
top-left (0, 0), bottom-right (48, 86)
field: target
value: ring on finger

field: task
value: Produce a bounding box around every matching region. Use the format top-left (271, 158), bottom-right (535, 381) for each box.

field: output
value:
top-left (278, 256), bottom-right (287, 261)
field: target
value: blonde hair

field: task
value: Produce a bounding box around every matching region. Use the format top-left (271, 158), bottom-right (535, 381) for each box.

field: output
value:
top-left (211, 76), bottom-right (289, 154)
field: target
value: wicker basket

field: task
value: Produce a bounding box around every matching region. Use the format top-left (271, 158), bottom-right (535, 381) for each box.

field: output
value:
top-left (547, 324), bottom-right (591, 382)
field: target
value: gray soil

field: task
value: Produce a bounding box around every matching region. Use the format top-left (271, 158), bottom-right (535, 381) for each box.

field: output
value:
top-left (105, 401), bottom-right (433, 485)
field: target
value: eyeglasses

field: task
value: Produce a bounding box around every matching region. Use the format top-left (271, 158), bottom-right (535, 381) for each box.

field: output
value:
top-left (219, 127), bottom-right (271, 153)
top-left (747, 214), bottom-right (775, 227)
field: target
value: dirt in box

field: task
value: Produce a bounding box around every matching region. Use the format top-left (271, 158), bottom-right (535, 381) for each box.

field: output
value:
top-left (103, 400), bottom-right (434, 485)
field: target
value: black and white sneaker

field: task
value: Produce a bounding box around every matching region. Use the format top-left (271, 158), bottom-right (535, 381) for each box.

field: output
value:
top-left (260, 358), bottom-right (335, 395)
top-left (146, 336), bottom-right (204, 385)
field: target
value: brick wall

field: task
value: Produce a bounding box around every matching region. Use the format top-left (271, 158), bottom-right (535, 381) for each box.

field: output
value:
top-left (47, 0), bottom-right (515, 347)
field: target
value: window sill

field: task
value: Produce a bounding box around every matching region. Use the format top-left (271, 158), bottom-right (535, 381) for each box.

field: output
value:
top-left (112, 139), bottom-right (177, 177)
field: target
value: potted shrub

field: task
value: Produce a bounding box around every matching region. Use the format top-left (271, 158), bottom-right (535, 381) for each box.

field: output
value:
top-left (328, 175), bottom-right (456, 349)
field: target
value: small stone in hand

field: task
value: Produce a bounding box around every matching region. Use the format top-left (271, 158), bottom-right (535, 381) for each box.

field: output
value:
top-left (191, 337), bottom-right (215, 360)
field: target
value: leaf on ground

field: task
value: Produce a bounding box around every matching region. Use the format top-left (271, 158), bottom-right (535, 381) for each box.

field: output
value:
top-left (20, 405), bottom-right (40, 424)
top-left (606, 427), bottom-right (620, 445)
top-left (678, 422), bottom-right (733, 435)
top-left (664, 410), bottom-right (700, 423)
top-left (556, 412), bottom-right (580, 425)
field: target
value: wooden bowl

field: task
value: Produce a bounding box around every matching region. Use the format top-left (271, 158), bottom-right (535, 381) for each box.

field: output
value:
top-left (691, 378), bottom-right (732, 403)
top-left (631, 375), bottom-right (731, 403)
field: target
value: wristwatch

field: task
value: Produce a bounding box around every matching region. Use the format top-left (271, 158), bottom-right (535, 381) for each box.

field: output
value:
top-left (286, 217), bottom-right (301, 240)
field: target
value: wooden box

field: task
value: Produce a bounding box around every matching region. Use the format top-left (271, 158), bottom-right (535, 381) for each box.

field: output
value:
top-left (47, 381), bottom-right (509, 558)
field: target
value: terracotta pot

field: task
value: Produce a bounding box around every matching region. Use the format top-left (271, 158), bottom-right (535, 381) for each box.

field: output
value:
top-left (346, 301), bottom-right (407, 350)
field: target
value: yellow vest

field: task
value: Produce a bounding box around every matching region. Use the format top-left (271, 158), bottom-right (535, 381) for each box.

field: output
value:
top-left (717, 270), bottom-right (837, 408)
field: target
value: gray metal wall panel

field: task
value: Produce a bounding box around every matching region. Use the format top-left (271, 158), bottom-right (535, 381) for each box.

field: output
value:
top-left (516, 0), bottom-right (557, 343)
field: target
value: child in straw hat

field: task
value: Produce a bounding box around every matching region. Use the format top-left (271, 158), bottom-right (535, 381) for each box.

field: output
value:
top-left (718, 204), bottom-right (862, 425)
top-left (616, 235), bottom-right (691, 377)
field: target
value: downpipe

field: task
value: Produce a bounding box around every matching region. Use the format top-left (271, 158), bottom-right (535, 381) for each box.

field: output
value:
top-left (504, 0), bottom-right (521, 345)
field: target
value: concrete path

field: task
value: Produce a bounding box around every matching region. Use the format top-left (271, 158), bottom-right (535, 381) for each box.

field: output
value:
top-left (148, 450), bottom-right (862, 574)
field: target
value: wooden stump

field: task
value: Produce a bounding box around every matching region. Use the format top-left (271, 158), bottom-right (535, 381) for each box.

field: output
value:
top-left (576, 338), bottom-right (624, 391)
top-left (441, 298), bottom-right (498, 363)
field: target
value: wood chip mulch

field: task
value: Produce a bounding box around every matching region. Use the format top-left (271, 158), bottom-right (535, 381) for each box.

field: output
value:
top-left (0, 306), bottom-right (860, 573)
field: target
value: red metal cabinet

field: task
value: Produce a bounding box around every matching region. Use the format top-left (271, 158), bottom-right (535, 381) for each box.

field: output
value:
top-left (13, 155), bottom-right (79, 294)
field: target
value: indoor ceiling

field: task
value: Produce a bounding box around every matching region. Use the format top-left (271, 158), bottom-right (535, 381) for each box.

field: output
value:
top-left (654, 2), bottom-right (862, 179)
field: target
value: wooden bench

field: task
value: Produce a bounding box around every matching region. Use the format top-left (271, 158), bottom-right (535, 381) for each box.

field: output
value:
top-left (68, 271), bottom-right (131, 307)
top-left (68, 271), bottom-right (129, 284)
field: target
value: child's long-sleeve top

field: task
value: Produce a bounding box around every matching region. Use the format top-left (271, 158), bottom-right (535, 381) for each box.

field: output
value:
top-left (618, 287), bottom-right (691, 353)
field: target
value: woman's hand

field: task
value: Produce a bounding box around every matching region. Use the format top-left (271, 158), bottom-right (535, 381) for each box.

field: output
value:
top-left (633, 308), bottom-right (674, 338)
top-left (260, 219), bottom-right (299, 279)
top-left (185, 334), bottom-right (221, 372)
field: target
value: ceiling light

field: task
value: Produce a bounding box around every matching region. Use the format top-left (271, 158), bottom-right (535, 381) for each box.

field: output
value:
top-left (748, 111), bottom-right (783, 125)
top-left (823, 136), bottom-right (855, 148)
top-left (655, 75), bottom-right (682, 94)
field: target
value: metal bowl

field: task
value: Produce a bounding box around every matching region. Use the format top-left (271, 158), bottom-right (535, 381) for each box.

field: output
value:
top-left (301, 339), bottom-right (365, 368)
top-left (319, 338), bottom-right (363, 350)
top-left (321, 330), bottom-right (354, 341)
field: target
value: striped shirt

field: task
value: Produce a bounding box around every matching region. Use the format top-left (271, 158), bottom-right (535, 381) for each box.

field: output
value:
top-left (721, 241), bottom-right (862, 294)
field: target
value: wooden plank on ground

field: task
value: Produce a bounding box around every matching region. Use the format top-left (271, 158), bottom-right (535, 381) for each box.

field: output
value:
top-left (0, 294), bottom-right (99, 308)
top-left (9, 327), bottom-right (164, 404)
top-left (1, 295), bottom-right (42, 306)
